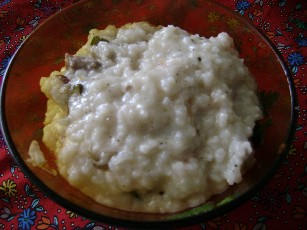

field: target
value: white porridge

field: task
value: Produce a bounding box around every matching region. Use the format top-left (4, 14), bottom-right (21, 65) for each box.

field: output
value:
top-left (37, 22), bottom-right (262, 213)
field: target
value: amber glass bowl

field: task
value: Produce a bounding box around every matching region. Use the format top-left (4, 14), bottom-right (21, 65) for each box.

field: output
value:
top-left (0, 0), bottom-right (296, 228)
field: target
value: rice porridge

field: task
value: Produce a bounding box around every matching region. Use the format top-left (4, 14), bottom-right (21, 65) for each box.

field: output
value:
top-left (37, 22), bottom-right (262, 213)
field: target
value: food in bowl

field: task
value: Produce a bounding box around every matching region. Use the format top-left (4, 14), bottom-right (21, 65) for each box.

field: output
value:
top-left (29, 22), bottom-right (262, 213)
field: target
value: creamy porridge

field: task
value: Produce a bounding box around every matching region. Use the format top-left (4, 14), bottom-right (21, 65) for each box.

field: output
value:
top-left (35, 22), bottom-right (262, 213)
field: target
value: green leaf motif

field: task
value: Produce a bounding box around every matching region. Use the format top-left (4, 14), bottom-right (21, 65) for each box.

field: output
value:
top-left (292, 66), bottom-right (298, 75)
top-left (31, 198), bottom-right (40, 208)
top-left (294, 19), bottom-right (307, 30)
top-left (296, 3), bottom-right (302, 10)
top-left (253, 222), bottom-right (267, 230)
top-left (285, 192), bottom-right (292, 203)
top-left (36, 206), bottom-right (44, 212)
top-left (257, 216), bottom-right (268, 223)
top-left (54, 216), bottom-right (59, 226)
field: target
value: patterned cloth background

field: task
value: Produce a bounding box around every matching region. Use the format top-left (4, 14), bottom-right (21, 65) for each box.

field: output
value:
top-left (0, 0), bottom-right (306, 229)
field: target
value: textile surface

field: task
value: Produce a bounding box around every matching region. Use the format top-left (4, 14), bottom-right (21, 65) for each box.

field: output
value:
top-left (0, 0), bottom-right (306, 229)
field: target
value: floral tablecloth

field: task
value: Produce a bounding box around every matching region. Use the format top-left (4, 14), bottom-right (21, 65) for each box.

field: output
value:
top-left (0, 0), bottom-right (306, 229)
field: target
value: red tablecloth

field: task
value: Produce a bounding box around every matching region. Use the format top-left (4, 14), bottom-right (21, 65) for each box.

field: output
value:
top-left (0, 0), bottom-right (306, 229)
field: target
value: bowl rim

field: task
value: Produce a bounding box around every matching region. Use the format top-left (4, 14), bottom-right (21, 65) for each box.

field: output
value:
top-left (0, 0), bottom-right (298, 228)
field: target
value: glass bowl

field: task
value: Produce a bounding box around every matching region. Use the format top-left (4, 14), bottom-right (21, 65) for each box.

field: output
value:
top-left (0, 0), bottom-right (296, 228)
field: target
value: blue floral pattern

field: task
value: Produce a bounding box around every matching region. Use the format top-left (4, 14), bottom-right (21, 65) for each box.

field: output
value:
top-left (296, 34), bottom-right (307, 47)
top-left (18, 208), bottom-right (37, 230)
top-left (288, 52), bottom-right (305, 66)
top-left (236, 0), bottom-right (251, 14)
